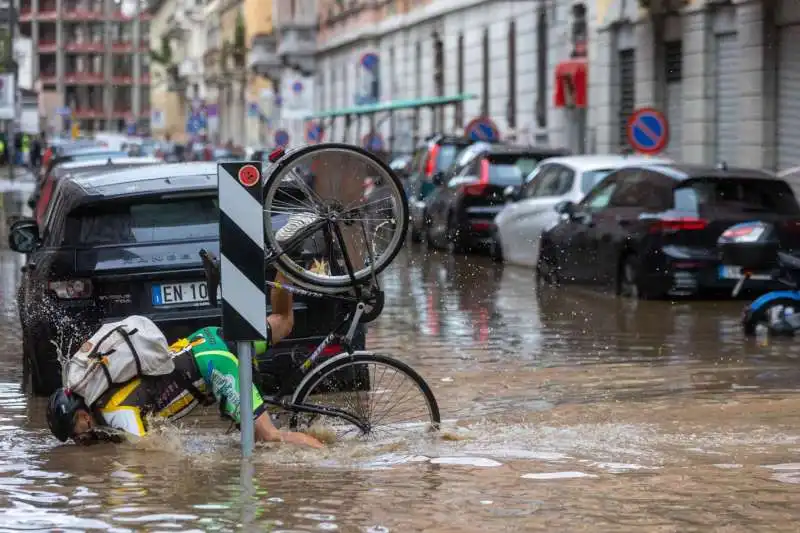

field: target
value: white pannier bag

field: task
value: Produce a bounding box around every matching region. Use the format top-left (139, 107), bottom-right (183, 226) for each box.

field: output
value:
top-left (64, 316), bottom-right (176, 406)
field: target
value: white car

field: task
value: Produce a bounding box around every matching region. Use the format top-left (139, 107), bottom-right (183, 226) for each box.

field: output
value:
top-left (494, 154), bottom-right (672, 267)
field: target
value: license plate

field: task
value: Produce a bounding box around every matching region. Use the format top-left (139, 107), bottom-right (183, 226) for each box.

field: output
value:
top-left (152, 281), bottom-right (214, 306)
top-left (718, 266), bottom-right (772, 281)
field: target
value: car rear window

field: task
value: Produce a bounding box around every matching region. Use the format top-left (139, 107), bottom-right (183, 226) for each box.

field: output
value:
top-left (487, 155), bottom-right (541, 186)
top-left (675, 178), bottom-right (800, 215)
top-left (436, 144), bottom-right (465, 172)
top-left (65, 196), bottom-right (220, 245)
top-left (580, 169), bottom-right (615, 194)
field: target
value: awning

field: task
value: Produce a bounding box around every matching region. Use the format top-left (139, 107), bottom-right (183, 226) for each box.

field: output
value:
top-left (554, 59), bottom-right (588, 109)
top-left (305, 93), bottom-right (478, 120)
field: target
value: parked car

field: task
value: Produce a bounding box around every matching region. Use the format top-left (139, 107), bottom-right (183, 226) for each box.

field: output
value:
top-left (389, 155), bottom-right (413, 182)
top-left (406, 135), bottom-right (474, 242)
top-left (30, 156), bottom-right (162, 225)
top-left (494, 155), bottom-right (671, 265)
top-left (537, 163), bottom-right (800, 299)
top-left (8, 162), bottom-right (366, 396)
top-left (425, 144), bottom-right (570, 253)
top-left (32, 147), bottom-right (129, 206)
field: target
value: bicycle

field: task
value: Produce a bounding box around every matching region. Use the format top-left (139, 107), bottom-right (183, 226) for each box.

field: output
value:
top-left (202, 143), bottom-right (441, 440)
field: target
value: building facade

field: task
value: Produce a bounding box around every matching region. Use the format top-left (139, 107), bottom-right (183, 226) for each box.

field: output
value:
top-left (594, 0), bottom-right (800, 171)
top-left (19, 0), bottom-right (152, 134)
top-left (314, 0), bottom-right (580, 154)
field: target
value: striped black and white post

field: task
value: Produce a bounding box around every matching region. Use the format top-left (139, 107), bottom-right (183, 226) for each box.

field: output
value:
top-left (218, 161), bottom-right (267, 457)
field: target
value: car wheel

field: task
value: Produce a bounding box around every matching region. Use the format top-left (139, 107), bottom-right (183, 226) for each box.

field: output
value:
top-left (536, 247), bottom-right (559, 286)
top-left (446, 214), bottom-right (467, 255)
top-left (27, 330), bottom-right (63, 397)
top-left (618, 254), bottom-right (660, 300)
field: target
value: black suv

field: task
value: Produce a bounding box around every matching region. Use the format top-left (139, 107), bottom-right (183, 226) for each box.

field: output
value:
top-left (8, 162), bottom-right (365, 395)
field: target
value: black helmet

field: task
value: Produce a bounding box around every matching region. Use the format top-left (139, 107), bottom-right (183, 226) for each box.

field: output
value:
top-left (46, 388), bottom-right (85, 442)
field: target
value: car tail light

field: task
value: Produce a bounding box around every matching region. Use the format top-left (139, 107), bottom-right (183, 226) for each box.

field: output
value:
top-left (425, 145), bottom-right (440, 177)
top-left (48, 279), bottom-right (93, 299)
top-left (471, 221), bottom-right (493, 231)
top-left (649, 217), bottom-right (708, 233)
top-left (781, 220), bottom-right (800, 232)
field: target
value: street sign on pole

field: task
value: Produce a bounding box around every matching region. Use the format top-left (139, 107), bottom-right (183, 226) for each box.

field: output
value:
top-left (217, 161), bottom-right (267, 457)
top-left (274, 129), bottom-right (289, 147)
top-left (305, 122), bottom-right (324, 143)
top-left (464, 116), bottom-right (501, 142)
top-left (626, 107), bottom-right (669, 155)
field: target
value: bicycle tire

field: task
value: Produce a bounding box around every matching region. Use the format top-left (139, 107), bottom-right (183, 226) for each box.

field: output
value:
top-left (263, 144), bottom-right (409, 294)
top-left (290, 351), bottom-right (441, 437)
top-left (742, 297), bottom-right (800, 336)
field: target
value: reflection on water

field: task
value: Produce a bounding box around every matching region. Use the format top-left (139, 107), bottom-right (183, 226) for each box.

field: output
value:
top-left (0, 245), bottom-right (800, 531)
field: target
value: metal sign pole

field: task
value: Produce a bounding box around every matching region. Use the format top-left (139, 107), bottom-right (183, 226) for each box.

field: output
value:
top-left (217, 161), bottom-right (267, 458)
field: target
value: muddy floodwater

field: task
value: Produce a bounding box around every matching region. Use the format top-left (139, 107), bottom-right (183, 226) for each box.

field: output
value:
top-left (1, 242), bottom-right (800, 532)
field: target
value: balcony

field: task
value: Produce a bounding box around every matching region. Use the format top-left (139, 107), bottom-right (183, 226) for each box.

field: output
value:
top-left (19, 9), bottom-right (32, 22)
top-left (140, 73), bottom-right (150, 84)
top-left (112, 10), bottom-right (152, 21)
top-left (73, 108), bottom-right (104, 119)
top-left (38, 40), bottom-right (58, 53)
top-left (36, 9), bottom-right (59, 21)
top-left (248, 33), bottom-right (280, 79)
top-left (276, 27), bottom-right (316, 74)
top-left (112, 41), bottom-right (133, 53)
top-left (40, 73), bottom-right (57, 85)
top-left (112, 75), bottom-right (133, 84)
top-left (62, 8), bottom-right (104, 21)
top-left (112, 109), bottom-right (134, 120)
top-left (65, 41), bottom-right (105, 53)
top-left (64, 72), bottom-right (105, 84)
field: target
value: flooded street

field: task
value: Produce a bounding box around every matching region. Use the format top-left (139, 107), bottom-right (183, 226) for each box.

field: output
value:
top-left (1, 239), bottom-right (800, 531)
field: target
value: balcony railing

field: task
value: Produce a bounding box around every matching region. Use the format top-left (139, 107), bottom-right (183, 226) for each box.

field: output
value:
top-left (140, 73), bottom-right (150, 84)
top-left (19, 9), bottom-right (32, 22)
top-left (62, 8), bottom-right (104, 20)
top-left (40, 74), bottom-right (57, 85)
top-left (112, 10), bottom-right (152, 20)
top-left (73, 108), bottom-right (105, 119)
top-left (65, 41), bottom-right (105, 53)
top-left (111, 42), bottom-right (133, 53)
top-left (64, 72), bottom-right (105, 84)
top-left (38, 40), bottom-right (58, 53)
top-left (112, 75), bottom-right (133, 84)
top-left (32, 9), bottom-right (59, 20)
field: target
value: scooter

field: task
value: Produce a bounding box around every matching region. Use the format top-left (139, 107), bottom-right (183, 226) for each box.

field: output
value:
top-left (719, 221), bottom-right (800, 336)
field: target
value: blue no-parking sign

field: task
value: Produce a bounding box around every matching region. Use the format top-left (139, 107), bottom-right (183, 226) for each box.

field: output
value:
top-left (362, 132), bottom-right (385, 151)
top-left (305, 122), bottom-right (324, 143)
top-left (274, 129), bottom-right (290, 147)
top-left (626, 108), bottom-right (669, 155)
top-left (465, 117), bottom-right (501, 142)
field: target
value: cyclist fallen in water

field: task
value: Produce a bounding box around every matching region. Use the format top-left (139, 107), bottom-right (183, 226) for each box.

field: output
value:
top-left (46, 216), bottom-right (325, 448)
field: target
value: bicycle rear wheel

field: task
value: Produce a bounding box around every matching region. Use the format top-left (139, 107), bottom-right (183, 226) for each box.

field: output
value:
top-left (289, 352), bottom-right (441, 441)
top-left (263, 144), bottom-right (409, 294)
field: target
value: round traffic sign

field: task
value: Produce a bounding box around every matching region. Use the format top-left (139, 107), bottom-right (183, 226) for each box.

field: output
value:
top-left (626, 107), bottom-right (669, 155)
top-left (274, 129), bottom-right (290, 147)
top-left (360, 52), bottom-right (379, 72)
top-left (362, 132), bottom-right (384, 151)
top-left (465, 117), bottom-right (501, 142)
top-left (238, 164), bottom-right (260, 187)
top-left (292, 80), bottom-right (303, 94)
top-left (305, 122), bottom-right (324, 143)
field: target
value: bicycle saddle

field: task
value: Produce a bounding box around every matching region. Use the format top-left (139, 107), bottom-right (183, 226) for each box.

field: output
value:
top-left (199, 249), bottom-right (221, 307)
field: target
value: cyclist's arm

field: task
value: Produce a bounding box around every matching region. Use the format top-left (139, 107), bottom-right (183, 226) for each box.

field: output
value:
top-left (267, 272), bottom-right (294, 344)
top-left (97, 406), bottom-right (148, 438)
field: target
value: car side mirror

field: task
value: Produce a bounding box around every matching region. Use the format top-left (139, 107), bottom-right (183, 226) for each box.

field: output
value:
top-left (503, 185), bottom-right (520, 203)
top-left (554, 200), bottom-right (576, 217)
top-left (8, 218), bottom-right (40, 253)
top-left (431, 171), bottom-right (445, 187)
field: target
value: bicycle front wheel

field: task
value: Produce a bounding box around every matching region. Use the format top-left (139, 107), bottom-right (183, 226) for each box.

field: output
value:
top-left (290, 352), bottom-right (441, 441)
top-left (263, 144), bottom-right (409, 294)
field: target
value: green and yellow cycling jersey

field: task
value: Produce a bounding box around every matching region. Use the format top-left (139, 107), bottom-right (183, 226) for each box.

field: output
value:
top-left (93, 326), bottom-right (271, 437)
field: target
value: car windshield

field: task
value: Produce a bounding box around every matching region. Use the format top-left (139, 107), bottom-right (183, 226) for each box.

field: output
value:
top-left (580, 169), bottom-right (615, 193)
top-left (677, 178), bottom-right (800, 215)
top-left (66, 196), bottom-right (220, 245)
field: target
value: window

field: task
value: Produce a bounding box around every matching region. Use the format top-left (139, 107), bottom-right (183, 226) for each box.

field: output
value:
top-left (580, 178), bottom-right (619, 212)
top-left (481, 27), bottom-right (489, 115)
top-left (65, 195), bottom-right (220, 245)
top-left (580, 169), bottom-right (615, 194)
top-left (456, 33), bottom-right (464, 125)
top-left (415, 41), bottom-right (421, 98)
top-left (435, 144), bottom-right (463, 173)
top-left (528, 165), bottom-right (574, 197)
top-left (449, 159), bottom-right (481, 188)
top-left (679, 178), bottom-right (800, 216)
top-left (608, 170), bottom-right (670, 211)
top-left (507, 21), bottom-right (516, 129)
top-left (487, 159), bottom-right (527, 187)
top-left (535, 6), bottom-right (548, 128)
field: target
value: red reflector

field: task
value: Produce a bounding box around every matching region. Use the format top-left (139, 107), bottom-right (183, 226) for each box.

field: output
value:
top-left (649, 218), bottom-right (708, 233)
top-left (471, 221), bottom-right (493, 231)
top-left (463, 183), bottom-right (487, 196)
top-left (268, 147), bottom-right (285, 162)
top-left (310, 344), bottom-right (343, 357)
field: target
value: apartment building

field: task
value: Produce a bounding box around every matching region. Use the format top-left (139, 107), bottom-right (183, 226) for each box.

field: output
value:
top-left (314, 0), bottom-right (580, 154)
top-left (20, 0), bottom-right (152, 134)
